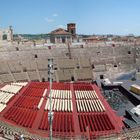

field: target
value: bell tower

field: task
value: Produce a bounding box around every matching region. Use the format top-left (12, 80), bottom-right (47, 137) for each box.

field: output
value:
top-left (67, 23), bottom-right (76, 36)
top-left (7, 26), bottom-right (13, 41)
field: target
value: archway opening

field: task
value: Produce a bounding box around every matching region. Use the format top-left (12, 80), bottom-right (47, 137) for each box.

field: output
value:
top-left (42, 77), bottom-right (45, 82)
top-left (100, 75), bottom-right (104, 79)
top-left (2, 34), bottom-right (7, 40)
top-left (62, 38), bottom-right (65, 43)
top-left (71, 76), bottom-right (75, 81)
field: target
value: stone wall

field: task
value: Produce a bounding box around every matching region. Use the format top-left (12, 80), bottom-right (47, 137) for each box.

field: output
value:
top-left (0, 43), bottom-right (138, 83)
top-left (0, 26), bottom-right (13, 42)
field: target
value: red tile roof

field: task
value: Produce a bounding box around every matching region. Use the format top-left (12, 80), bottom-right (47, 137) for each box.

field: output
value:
top-left (49, 28), bottom-right (72, 35)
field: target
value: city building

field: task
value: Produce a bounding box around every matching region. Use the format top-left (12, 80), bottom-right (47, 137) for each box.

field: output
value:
top-left (0, 26), bottom-right (13, 42)
top-left (48, 23), bottom-right (76, 44)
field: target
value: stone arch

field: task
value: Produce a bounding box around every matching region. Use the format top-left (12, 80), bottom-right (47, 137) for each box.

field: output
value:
top-left (0, 26), bottom-right (13, 41)
top-left (2, 34), bottom-right (7, 40)
top-left (71, 76), bottom-right (75, 81)
top-left (42, 77), bottom-right (45, 82)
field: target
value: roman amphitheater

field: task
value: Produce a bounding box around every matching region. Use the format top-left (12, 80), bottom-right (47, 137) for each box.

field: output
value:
top-left (0, 41), bottom-right (138, 84)
top-left (0, 26), bottom-right (140, 140)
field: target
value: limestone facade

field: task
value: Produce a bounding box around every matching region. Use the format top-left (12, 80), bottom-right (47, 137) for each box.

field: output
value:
top-left (0, 26), bottom-right (13, 41)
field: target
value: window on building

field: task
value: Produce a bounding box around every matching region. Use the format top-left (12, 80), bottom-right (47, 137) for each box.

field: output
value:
top-left (92, 64), bottom-right (95, 69)
top-left (71, 30), bottom-right (74, 34)
top-left (34, 54), bottom-right (38, 58)
top-left (128, 51), bottom-right (131, 54)
top-left (77, 65), bottom-right (80, 69)
top-left (100, 75), bottom-right (104, 79)
top-left (114, 64), bottom-right (118, 67)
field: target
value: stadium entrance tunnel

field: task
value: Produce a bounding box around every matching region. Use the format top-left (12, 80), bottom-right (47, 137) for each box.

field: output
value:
top-left (71, 76), bottom-right (75, 81)
top-left (100, 75), bottom-right (104, 79)
top-left (42, 77), bottom-right (45, 82)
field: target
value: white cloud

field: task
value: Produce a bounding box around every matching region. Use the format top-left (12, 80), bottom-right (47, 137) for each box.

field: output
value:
top-left (53, 13), bottom-right (58, 17)
top-left (44, 17), bottom-right (54, 23)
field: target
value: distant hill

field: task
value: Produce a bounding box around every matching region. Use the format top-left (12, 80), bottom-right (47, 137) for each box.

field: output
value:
top-left (14, 34), bottom-right (94, 40)
top-left (14, 34), bottom-right (49, 40)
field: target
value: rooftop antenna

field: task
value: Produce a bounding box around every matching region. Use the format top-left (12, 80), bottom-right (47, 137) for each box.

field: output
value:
top-left (48, 58), bottom-right (54, 140)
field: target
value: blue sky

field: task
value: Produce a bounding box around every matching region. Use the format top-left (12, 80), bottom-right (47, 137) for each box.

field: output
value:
top-left (0, 0), bottom-right (140, 35)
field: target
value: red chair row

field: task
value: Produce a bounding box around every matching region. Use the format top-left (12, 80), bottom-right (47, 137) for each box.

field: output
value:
top-left (73, 84), bottom-right (93, 91)
top-left (13, 96), bottom-right (40, 109)
top-left (78, 113), bottom-right (115, 133)
top-left (4, 107), bottom-right (37, 128)
top-left (38, 111), bottom-right (49, 130)
top-left (52, 112), bottom-right (74, 133)
top-left (39, 112), bottom-right (74, 133)
top-left (52, 83), bottom-right (70, 90)
top-left (29, 82), bottom-right (49, 89)
top-left (28, 82), bottom-right (94, 91)
top-left (28, 82), bottom-right (96, 91)
top-left (29, 82), bottom-right (71, 90)
top-left (22, 87), bottom-right (44, 97)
